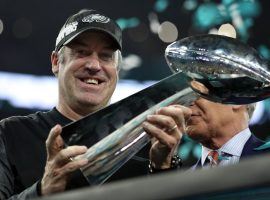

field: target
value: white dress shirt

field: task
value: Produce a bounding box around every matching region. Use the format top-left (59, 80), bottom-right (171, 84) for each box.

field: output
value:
top-left (201, 128), bottom-right (251, 167)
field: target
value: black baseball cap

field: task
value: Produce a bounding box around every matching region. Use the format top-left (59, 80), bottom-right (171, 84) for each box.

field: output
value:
top-left (55, 9), bottom-right (122, 51)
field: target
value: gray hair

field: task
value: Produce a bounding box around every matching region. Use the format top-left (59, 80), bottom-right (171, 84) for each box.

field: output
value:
top-left (246, 103), bottom-right (256, 120)
top-left (115, 49), bottom-right (122, 71)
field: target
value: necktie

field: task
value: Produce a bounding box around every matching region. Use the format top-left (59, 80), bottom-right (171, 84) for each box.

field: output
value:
top-left (207, 151), bottom-right (219, 167)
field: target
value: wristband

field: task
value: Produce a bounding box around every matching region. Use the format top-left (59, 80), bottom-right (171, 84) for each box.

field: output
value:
top-left (149, 155), bottom-right (182, 173)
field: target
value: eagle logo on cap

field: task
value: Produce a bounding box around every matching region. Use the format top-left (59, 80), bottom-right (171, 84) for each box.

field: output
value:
top-left (82, 14), bottom-right (110, 23)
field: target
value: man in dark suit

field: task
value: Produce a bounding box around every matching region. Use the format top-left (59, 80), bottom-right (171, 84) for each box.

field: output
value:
top-left (144, 95), bottom-right (268, 169)
top-left (184, 97), bottom-right (268, 168)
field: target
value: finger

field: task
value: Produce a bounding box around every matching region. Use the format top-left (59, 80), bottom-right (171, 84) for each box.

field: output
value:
top-left (58, 158), bottom-right (89, 177)
top-left (146, 114), bottom-right (177, 134)
top-left (46, 158), bottom-right (88, 180)
top-left (142, 121), bottom-right (179, 149)
top-left (46, 125), bottom-right (62, 146)
top-left (156, 105), bottom-right (192, 132)
top-left (46, 125), bottom-right (64, 158)
top-left (55, 145), bottom-right (88, 165)
top-left (157, 105), bottom-right (192, 121)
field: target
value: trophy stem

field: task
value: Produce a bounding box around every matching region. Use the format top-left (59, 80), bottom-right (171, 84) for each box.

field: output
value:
top-left (79, 88), bottom-right (196, 185)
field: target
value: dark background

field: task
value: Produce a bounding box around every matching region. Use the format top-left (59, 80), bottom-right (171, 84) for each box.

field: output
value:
top-left (1, 0), bottom-right (269, 79)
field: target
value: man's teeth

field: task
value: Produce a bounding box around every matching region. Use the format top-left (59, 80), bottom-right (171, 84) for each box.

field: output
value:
top-left (84, 79), bottom-right (98, 85)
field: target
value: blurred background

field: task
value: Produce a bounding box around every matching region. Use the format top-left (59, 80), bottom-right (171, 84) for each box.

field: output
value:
top-left (0, 0), bottom-right (270, 165)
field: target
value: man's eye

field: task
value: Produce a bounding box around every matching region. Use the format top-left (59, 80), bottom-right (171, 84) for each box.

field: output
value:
top-left (99, 52), bottom-right (114, 61)
top-left (76, 49), bottom-right (89, 56)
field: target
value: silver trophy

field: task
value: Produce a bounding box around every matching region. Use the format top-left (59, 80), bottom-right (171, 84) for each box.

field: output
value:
top-left (165, 34), bottom-right (270, 103)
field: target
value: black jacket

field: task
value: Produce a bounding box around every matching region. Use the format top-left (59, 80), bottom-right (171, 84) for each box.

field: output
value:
top-left (0, 108), bottom-right (149, 199)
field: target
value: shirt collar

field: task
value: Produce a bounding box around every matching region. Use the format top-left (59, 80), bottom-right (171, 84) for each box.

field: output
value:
top-left (201, 146), bottom-right (213, 166)
top-left (201, 128), bottom-right (251, 166)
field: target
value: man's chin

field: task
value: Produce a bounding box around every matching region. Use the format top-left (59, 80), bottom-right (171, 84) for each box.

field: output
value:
top-left (186, 127), bottom-right (203, 140)
top-left (78, 98), bottom-right (110, 110)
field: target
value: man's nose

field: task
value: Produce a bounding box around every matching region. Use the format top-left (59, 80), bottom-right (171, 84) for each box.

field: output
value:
top-left (85, 53), bottom-right (101, 72)
top-left (189, 101), bottom-right (195, 106)
top-left (190, 97), bottom-right (202, 106)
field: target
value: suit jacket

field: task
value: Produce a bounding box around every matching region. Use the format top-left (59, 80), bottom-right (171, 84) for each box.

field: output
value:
top-left (192, 134), bottom-right (269, 169)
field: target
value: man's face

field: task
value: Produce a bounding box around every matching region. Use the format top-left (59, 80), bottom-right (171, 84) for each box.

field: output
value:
top-left (186, 98), bottom-right (234, 143)
top-left (54, 31), bottom-right (119, 114)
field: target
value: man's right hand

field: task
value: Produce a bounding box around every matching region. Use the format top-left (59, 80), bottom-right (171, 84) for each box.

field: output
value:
top-left (143, 105), bottom-right (191, 169)
top-left (41, 125), bottom-right (88, 195)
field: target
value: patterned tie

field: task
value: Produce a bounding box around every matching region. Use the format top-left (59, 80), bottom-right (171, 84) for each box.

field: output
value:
top-left (207, 151), bottom-right (219, 167)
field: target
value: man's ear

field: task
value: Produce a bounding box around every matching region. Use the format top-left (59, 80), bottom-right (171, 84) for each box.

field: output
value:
top-left (51, 51), bottom-right (59, 76)
top-left (232, 104), bottom-right (244, 112)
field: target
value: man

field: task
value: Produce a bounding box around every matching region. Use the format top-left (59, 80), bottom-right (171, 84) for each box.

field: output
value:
top-left (190, 99), bottom-right (269, 168)
top-left (179, 97), bottom-right (268, 168)
top-left (0, 9), bottom-right (184, 199)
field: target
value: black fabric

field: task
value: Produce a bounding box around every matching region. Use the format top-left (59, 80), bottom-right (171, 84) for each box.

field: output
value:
top-left (0, 108), bottom-right (149, 199)
top-left (241, 134), bottom-right (267, 158)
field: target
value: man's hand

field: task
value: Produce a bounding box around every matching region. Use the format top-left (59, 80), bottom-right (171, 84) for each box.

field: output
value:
top-left (142, 105), bottom-right (191, 169)
top-left (41, 125), bottom-right (88, 195)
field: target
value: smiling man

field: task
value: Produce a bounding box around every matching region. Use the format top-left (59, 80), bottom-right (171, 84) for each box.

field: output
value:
top-left (0, 9), bottom-right (185, 199)
top-left (52, 31), bottom-right (119, 119)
